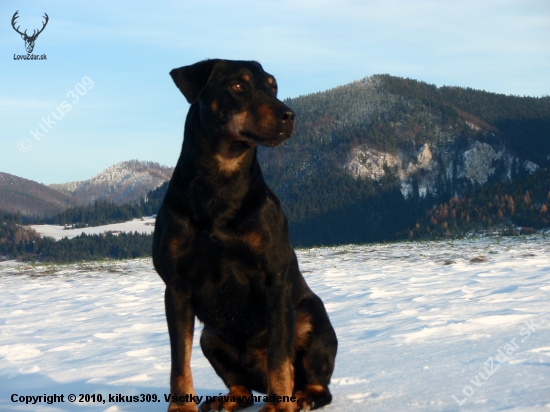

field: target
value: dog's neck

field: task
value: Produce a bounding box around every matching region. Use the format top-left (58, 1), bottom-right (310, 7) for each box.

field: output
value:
top-left (177, 132), bottom-right (259, 182)
top-left (170, 115), bottom-right (266, 224)
top-left (168, 105), bottom-right (274, 229)
top-left (177, 107), bottom-right (260, 180)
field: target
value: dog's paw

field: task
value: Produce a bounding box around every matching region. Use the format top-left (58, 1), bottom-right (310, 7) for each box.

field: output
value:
top-left (294, 385), bottom-right (332, 411)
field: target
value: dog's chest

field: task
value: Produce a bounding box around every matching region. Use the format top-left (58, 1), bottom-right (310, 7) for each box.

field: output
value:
top-left (192, 271), bottom-right (268, 336)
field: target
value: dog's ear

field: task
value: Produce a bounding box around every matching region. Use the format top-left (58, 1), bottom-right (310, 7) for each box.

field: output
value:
top-left (170, 59), bottom-right (219, 104)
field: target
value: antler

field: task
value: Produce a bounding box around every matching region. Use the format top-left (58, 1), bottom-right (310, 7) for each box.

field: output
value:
top-left (11, 11), bottom-right (27, 37)
top-left (11, 11), bottom-right (49, 40)
top-left (32, 13), bottom-right (49, 38)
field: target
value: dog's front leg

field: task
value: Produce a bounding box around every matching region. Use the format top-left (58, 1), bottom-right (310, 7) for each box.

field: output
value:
top-left (165, 284), bottom-right (198, 412)
top-left (261, 281), bottom-right (299, 412)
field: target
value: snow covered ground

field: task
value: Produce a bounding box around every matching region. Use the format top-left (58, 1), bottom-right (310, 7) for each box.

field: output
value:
top-left (0, 235), bottom-right (549, 411)
top-left (29, 217), bottom-right (156, 240)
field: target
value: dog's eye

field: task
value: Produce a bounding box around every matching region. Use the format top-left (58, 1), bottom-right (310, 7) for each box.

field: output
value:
top-left (272, 86), bottom-right (277, 93)
top-left (231, 83), bottom-right (243, 91)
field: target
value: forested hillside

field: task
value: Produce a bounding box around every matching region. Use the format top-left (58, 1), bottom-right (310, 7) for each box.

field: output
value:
top-left (408, 168), bottom-right (550, 239)
top-left (2, 75), bottom-right (550, 260)
top-left (0, 172), bottom-right (71, 218)
top-left (258, 75), bottom-right (550, 245)
top-left (382, 76), bottom-right (550, 166)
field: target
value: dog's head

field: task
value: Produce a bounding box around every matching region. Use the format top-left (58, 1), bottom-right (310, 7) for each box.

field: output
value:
top-left (170, 59), bottom-right (295, 148)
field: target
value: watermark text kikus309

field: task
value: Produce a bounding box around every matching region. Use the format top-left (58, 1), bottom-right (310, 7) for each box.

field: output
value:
top-left (19, 77), bottom-right (94, 153)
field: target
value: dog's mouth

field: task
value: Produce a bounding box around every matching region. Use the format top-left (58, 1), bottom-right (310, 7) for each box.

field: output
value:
top-left (236, 131), bottom-right (258, 144)
top-left (238, 131), bottom-right (291, 147)
top-left (231, 135), bottom-right (255, 151)
top-left (225, 107), bottom-right (294, 148)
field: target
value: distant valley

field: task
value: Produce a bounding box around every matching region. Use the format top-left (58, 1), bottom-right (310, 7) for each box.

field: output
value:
top-left (0, 160), bottom-right (173, 218)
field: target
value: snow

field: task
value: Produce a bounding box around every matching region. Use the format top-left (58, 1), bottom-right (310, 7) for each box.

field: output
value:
top-left (1, 235), bottom-right (549, 411)
top-left (29, 216), bottom-right (156, 240)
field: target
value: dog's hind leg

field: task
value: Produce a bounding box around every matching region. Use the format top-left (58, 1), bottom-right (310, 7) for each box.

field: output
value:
top-left (293, 295), bottom-right (338, 410)
top-left (199, 327), bottom-right (264, 411)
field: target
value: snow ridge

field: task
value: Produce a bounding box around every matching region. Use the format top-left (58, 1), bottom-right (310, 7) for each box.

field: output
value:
top-left (49, 160), bottom-right (173, 205)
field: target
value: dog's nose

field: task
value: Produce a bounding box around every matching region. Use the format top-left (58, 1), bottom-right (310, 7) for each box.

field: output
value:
top-left (276, 107), bottom-right (295, 124)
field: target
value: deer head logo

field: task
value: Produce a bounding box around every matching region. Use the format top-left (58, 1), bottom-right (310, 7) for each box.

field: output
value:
top-left (11, 11), bottom-right (49, 54)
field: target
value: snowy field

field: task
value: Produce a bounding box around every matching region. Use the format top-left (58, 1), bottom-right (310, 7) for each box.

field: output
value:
top-left (1, 235), bottom-right (549, 411)
top-left (29, 217), bottom-right (156, 241)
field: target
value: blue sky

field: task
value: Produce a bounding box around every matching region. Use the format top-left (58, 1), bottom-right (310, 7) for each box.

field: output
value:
top-left (1, 0), bottom-right (549, 184)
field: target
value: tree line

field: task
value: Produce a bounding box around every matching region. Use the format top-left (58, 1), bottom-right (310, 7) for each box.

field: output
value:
top-left (1, 211), bottom-right (153, 262)
top-left (32, 182), bottom-right (168, 227)
top-left (405, 168), bottom-right (550, 239)
top-left (0, 183), bottom-right (168, 262)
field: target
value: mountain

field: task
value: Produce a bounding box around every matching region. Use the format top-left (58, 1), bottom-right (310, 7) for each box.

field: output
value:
top-left (258, 75), bottom-right (550, 245)
top-left (3, 75), bottom-right (549, 245)
top-left (0, 160), bottom-right (173, 219)
top-left (0, 173), bottom-right (71, 218)
top-left (48, 160), bottom-right (173, 206)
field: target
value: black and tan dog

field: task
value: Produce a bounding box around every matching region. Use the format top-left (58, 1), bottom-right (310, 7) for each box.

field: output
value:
top-left (153, 59), bottom-right (337, 412)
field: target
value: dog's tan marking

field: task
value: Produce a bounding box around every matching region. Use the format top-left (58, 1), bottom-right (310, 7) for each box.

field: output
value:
top-left (232, 110), bottom-right (250, 125)
top-left (214, 111), bottom-right (254, 175)
top-left (303, 383), bottom-right (325, 394)
top-left (257, 104), bottom-right (274, 117)
top-left (226, 111), bottom-right (250, 137)
top-left (228, 385), bottom-right (252, 398)
top-left (267, 357), bottom-right (294, 398)
top-left (294, 384), bottom-right (329, 411)
top-left (210, 100), bottom-right (218, 112)
top-left (295, 313), bottom-right (313, 349)
top-left (267, 77), bottom-right (275, 85)
top-left (263, 357), bottom-right (298, 411)
top-left (168, 237), bottom-right (186, 257)
top-left (241, 74), bottom-right (250, 82)
top-left (241, 231), bottom-right (264, 253)
top-left (256, 104), bottom-right (277, 131)
top-left (214, 150), bottom-right (248, 175)
top-left (169, 321), bottom-right (197, 411)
